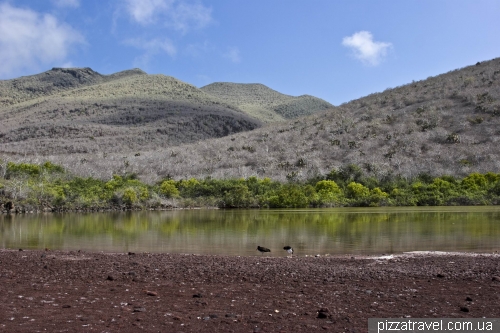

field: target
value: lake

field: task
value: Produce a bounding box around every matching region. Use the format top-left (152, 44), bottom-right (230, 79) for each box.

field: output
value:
top-left (1, 207), bottom-right (500, 256)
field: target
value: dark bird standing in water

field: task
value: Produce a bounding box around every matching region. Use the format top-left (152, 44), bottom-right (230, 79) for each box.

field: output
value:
top-left (283, 246), bottom-right (293, 257)
top-left (257, 246), bottom-right (271, 254)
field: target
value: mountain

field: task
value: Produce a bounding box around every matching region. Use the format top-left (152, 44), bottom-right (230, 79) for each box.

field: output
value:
top-left (0, 67), bottom-right (145, 107)
top-left (200, 82), bottom-right (334, 123)
top-left (17, 57), bottom-right (497, 183)
top-left (0, 68), bottom-right (261, 154)
top-left (2, 58), bottom-right (500, 183)
top-left (0, 68), bottom-right (333, 156)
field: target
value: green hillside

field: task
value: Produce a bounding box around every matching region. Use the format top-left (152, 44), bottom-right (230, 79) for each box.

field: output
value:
top-left (200, 82), bottom-right (334, 122)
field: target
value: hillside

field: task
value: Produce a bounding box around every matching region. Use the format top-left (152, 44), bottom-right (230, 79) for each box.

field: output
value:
top-left (2, 58), bottom-right (500, 183)
top-left (8, 57), bottom-right (497, 184)
top-left (0, 67), bottom-right (145, 107)
top-left (0, 68), bottom-right (261, 154)
top-left (0, 68), bottom-right (334, 155)
top-left (200, 82), bottom-right (334, 122)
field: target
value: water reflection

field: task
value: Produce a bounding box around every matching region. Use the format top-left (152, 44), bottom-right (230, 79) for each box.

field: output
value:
top-left (1, 207), bottom-right (500, 256)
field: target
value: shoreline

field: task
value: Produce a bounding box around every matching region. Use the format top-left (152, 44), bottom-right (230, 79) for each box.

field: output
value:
top-left (0, 205), bottom-right (220, 214)
top-left (3, 248), bottom-right (500, 258)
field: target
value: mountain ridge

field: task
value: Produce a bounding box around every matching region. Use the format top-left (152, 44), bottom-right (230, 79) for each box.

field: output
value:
top-left (0, 67), bottom-right (147, 107)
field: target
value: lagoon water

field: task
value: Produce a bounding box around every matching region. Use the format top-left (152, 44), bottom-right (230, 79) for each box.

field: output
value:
top-left (1, 207), bottom-right (500, 256)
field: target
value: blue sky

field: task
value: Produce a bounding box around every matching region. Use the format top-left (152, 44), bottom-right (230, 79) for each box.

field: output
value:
top-left (1, 0), bottom-right (499, 105)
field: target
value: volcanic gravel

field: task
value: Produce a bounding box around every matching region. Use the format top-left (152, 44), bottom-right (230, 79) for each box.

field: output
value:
top-left (1, 249), bottom-right (499, 332)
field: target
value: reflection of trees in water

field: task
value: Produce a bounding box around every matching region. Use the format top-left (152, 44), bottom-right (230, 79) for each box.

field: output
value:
top-left (2, 208), bottom-right (500, 254)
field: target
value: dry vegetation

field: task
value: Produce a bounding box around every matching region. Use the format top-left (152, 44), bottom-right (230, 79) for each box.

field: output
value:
top-left (1, 58), bottom-right (500, 184)
top-left (0, 67), bottom-right (333, 156)
top-left (0, 68), bottom-right (262, 154)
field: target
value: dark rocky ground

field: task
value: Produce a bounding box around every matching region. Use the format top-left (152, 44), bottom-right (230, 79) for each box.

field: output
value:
top-left (1, 249), bottom-right (499, 332)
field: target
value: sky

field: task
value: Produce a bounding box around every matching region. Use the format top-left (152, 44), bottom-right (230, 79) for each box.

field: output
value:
top-left (1, 1), bottom-right (499, 105)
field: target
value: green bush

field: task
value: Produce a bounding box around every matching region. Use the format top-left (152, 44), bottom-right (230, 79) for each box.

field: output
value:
top-left (7, 162), bottom-right (41, 177)
top-left (123, 187), bottom-right (138, 206)
top-left (177, 178), bottom-right (202, 197)
top-left (267, 184), bottom-right (310, 208)
top-left (65, 177), bottom-right (111, 205)
top-left (346, 182), bottom-right (370, 199)
top-left (2, 158), bottom-right (500, 209)
top-left (390, 188), bottom-right (417, 206)
top-left (315, 180), bottom-right (342, 206)
top-left (367, 187), bottom-right (389, 206)
top-left (223, 184), bottom-right (252, 208)
top-left (159, 180), bottom-right (180, 198)
top-left (41, 161), bottom-right (65, 174)
top-left (462, 173), bottom-right (487, 191)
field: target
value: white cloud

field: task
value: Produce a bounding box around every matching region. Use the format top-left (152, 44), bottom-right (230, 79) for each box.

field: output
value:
top-left (51, 0), bottom-right (80, 8)
top-left (0, 3), bottom-right (85, 77)
top-left (342, 31), bottom-right (392, 66)
top-left (124, 37), bottom-right (177, 68)
top-left (124, 0), bottom-right (212, 33)
top-left (224, 47), bottom-right (241, 63)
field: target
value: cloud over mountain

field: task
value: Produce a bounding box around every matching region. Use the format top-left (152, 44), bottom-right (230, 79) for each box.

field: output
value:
top-left (342, 31), bottom-right (392, 66)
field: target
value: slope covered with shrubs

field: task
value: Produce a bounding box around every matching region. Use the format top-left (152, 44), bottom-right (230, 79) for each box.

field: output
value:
top-left (0, 69), bottom-right (261, 154)
top-left (1, 58), bottom-right (500, 185)
top-left (2, 161), bottom-right (500, 212)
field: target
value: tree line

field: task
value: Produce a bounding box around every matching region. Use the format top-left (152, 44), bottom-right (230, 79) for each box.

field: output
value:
top-left (1, 161), bottom-right (500, 212)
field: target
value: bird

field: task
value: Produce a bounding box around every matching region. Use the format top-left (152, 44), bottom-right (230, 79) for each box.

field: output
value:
top-left (257, 246), bottom-right (271, 254)
top-left (283, 246), bottom-right (293, 257)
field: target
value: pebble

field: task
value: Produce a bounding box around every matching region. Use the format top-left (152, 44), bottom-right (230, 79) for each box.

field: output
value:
top-left (317, 312), bottom-right (328, 319)
top-left (317, 308), bottom-right (330, 319)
